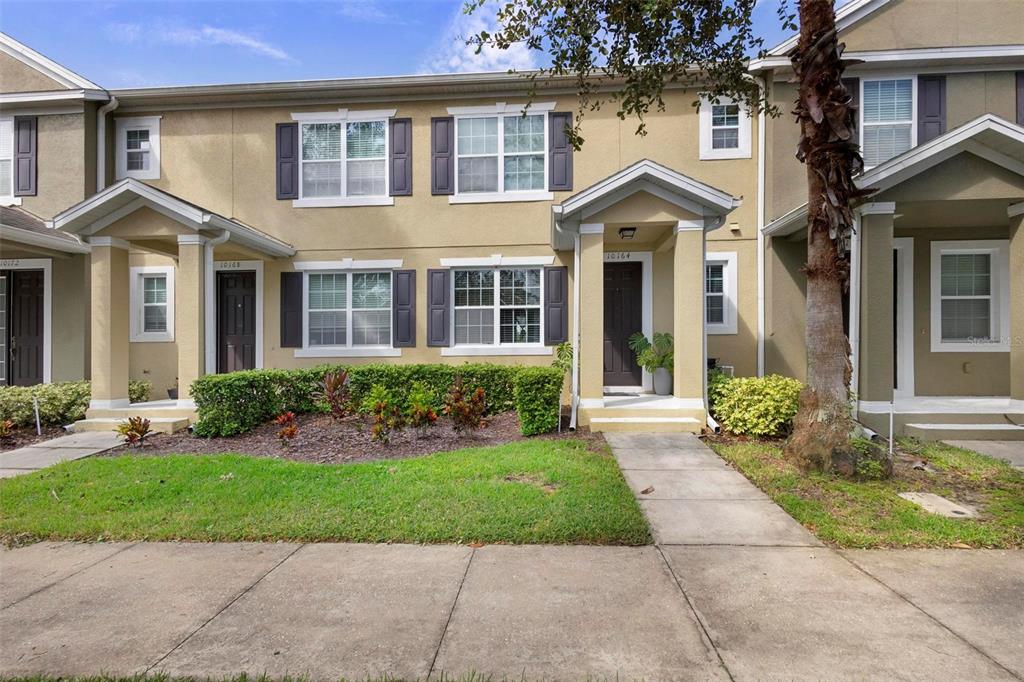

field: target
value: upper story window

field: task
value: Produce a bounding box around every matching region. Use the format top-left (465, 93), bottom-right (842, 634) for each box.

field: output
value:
top-left (861, 78), bottom-right (915, 168)
top-left (699, 97), bottom-right (751, 160)
top-left (130, 265), bottom-right (174, 343)
top-left (446, 101), bottom-right (556, 204)
top-left (453, 267), bottom-right (543, 346)
top-left (0, 117), bottom-right (13, 201)
top-left (290, 109), bottom-right (396, 208)
top-left (116, 116), bottom-right (161, 181)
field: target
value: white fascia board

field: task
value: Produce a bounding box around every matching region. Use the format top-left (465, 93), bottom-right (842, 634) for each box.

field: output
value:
top-left (203, 214), bottom-right (295, 257)
top-left (0, 89), bottom-right (107, 105)
top-left (0, 225), bottom-right (90, 254)
top-left (762, 204), bottom-right (808, 237)
top-left (292, 259), bottom-right (403, 271)
top-left (290, 108), bottom-right (397, 122)
top-left (0, 33), bottom-right (103, 90)
top-left (754, 44), bottom-right (1024, 72)
top-left (439, 254), bottom-right (555, 267)
top-left (447, 101), bottom-right (557, 116)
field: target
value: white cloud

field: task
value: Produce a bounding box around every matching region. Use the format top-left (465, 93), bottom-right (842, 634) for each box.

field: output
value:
top-left (104, 21), bottom-right (294, 62)
top-left (337, 0), bottom-right (408, 24)
top-left (421, 5), bottom-right (538, 74)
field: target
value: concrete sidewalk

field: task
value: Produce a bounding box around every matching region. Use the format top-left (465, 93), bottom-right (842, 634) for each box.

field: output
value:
top-left (0, 431), bottom-right (121, 478)
top-left (0, 433), bottom-right (1021, 680)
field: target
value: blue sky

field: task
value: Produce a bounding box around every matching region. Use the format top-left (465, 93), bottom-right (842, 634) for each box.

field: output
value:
top-left (1, 1), bottom-right (796, 89)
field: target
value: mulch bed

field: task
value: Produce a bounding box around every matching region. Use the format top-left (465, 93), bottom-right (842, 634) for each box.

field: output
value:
top-left (0, 425), bottom-right (66, 452)
top-left (106, 411), bottom-right (602, 464)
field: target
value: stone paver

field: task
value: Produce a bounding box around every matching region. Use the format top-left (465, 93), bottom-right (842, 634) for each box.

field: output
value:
top-left (0, 432), bottom-right (121, 475)
top-left (844, 549), bottom-right (1024, 679)
top-left (0, 542), bottom-right (296, 676)
top-left (663, 546), bottom-right (1016, 681)
top-left (945, 440), bottom-right (1024, 470)
top-left (434, 545), bottom-right (728, 681)
top-left (157, 544), bottom-right (471, 681)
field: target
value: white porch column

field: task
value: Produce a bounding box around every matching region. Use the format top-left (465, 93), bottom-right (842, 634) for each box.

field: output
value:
top-left (88, 237), bottom-right (131, 408)
top-left (177, 235), bottom-right (206, 403)
top-left (1010, 204), bottom-right (1024, 400)
top-left (673, 222), bottom-right (705, 402)
top-left (858, 203), bottom-right (896, 403)
top-left (579, 224), bottom-right (605, 402)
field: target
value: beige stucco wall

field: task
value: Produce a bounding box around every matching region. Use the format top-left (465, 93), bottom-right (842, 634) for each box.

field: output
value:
top-left (18, 113), bottom-right (91, 219)
top-left (841, 0), bottom-right (1024, 51)
top-left (764, 235), bottom-right (807, 381)
top-left (51, 254), bottom-right (89, 382)
top-left (0, 52), bottom-right (67, 93)
top-left (946, 72), bottom-right (1019, 129)
top-left (127, 252), bottom-right (179, 396)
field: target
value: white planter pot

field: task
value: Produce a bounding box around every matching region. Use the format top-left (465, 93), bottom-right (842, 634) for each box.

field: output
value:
top-left (653, 367), bottom-right (673, 396)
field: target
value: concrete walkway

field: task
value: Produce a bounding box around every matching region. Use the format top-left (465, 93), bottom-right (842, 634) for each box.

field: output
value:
top-left (0, 431), bottom-right (122, 478)
top-left (0, 433), bottom-right (1021, 680)
top-left (945, 440), bottom-right (1024, 470)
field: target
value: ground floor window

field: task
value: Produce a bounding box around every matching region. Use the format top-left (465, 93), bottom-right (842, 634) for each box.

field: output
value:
top-left (130, 266), bottom-right (174, 342)
top-left (307, 271), bottom-right (392, 348)
top-left (705, 252), bottom-right (737, 335)
top-left (453, 267), bottom-right (542, 345)
top-left (930, 240), bottom-right (1009, 352)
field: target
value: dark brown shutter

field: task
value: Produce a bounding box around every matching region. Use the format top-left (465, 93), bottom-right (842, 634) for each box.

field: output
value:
top-left (918, 75), bottom-right (946, 144)
top-left (543, 266), bottom-right (568, 345)
top-left (431, 117), bottom-right (455, 195)
top-left (426, 268), bottom-right (450, 346)
top-left (389, 118), bottom-right (413, 196)
top-left (548, 112), bottom-right (573, 191)
top-left (276, 122), bottom-right (299, 200)
top-left (13, 116), bottom-right (37, 197)
top-left (280, 272), bottom-right (303, 348)
top-left (392, 269), bottom-right (416, 347)
top-left (1016, 72), bottom-right (1024, 126)
top-left (841, 78), bottom-right (859, 142)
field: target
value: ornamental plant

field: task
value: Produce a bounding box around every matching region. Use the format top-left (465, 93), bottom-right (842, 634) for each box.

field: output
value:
top-left (444, 376), bottom-right (486, 434)
top-left (627, 332), bottom-right (674, 373)
top-left (713, 375), bottom-right (803, 438)
top-left (363, 385), bottom-right (403, 444)
top-left (116, 416), bottom-right (153, 448)
top-left (406, 381), bottom-right (439, 436)
top-left (275, 411), bottom-right (298, 446)
top-left (319, 369), bottom-right (353, 420)
top-left (0, 418), bottom-right (14, 443)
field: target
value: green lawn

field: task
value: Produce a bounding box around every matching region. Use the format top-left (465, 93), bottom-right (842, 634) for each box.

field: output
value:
top-left (0, 440), bottom-right (650, 546)
top-left (708, 438), bottom-right (1024, 549)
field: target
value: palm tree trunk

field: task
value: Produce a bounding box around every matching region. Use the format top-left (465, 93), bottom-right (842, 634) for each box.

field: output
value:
top-left (783, 0), bottom-right (867, 472)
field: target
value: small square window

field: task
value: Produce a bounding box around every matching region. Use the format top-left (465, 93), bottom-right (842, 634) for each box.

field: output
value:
top-left (117, 117), bottom-right (160, 180)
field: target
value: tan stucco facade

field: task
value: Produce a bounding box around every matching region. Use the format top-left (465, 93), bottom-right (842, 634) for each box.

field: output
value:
top-left (840, 0), bottom-right (1024, 51)
top-left (0, 52), bottom-right (67, 93)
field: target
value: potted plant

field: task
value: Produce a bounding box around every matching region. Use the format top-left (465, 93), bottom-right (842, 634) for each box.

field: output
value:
top-left (628, 332), bottom-right (674, 396)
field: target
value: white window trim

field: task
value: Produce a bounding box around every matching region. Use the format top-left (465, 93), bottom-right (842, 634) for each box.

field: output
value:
top-left (451, 107), bottom-right (554, 204)
top-left (115, 116), bottom-right (161, 181)
top-left (298, 269), bottom-right (401, 358)
top-left (293, 259), bottom-right (403, 271)
top-left (292, 110), bottom-right (394, 208)
top-left (0, 115), bottom-right (20, 206)
top-left (0, 258), bottom-right (51, 383)
top-left (130, 265), bottom-right (174, 343)
top-left (699, 96), bottom-right (752, 160)
top-left (445, 265), bottom-right (547, 355)
top-left (929, 240), bottom-right (1010, 353)
top-left (439, 254), bottom-right (555, 268)
top-left (706, 251), bottom-right (738, 335)
top-left (859, 75), bottom-right (918, 170)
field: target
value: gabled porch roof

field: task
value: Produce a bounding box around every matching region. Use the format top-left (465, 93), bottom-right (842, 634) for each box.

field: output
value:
top-left (1, 205), bottom-right (90, 254)
top-left (551, 158), bottom-right (741, 250)
top-left (763, 114), bottom-right (1024, 237)
top-left (47, 178), bottom-right (295, 258)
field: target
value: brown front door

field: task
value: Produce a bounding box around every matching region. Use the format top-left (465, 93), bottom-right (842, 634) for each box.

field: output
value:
top-left (603, 261), bottom-right (643, 387)
top-left (217, 271), bottom-right (257, 373)
top-left (6, 270), bottom-right (44, 386)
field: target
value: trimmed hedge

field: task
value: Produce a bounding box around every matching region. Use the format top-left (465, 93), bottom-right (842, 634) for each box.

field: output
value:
top-left (0, 381), bottom-right (151, 427)
top-left (190, 363), bottom-right (564, 438)
top-left (709, 374), bottom-right (802, 438)
top-left (512, 366), bottom-right (564, 436)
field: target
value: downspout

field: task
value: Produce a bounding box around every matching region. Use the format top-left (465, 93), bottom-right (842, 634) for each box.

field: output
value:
top-left (570, 230), bottom-right (581, 430)
top-left (849, 210), bottom-right (863, 420)
top-left (96, 95), bottom-right (118, 191)
top-left (754, 75), bottom-right (767, 377)
top-left (203, 229), bottom-right (231, 375)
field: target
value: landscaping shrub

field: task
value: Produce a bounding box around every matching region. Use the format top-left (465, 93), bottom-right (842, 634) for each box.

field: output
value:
top-left (711, 374), bottom-right (802, 438)
top-left (0, 380), bottom-right (151, 427)
top-left (191, 363), bottom-right (534, 437)
top-left (444, 376), bottom-right (487, 433)
top-left (707, 367), bottom-right (732, 414)
top-left (406, 381), bottom-right (439, 432)
top-left (513, 366), bottom-right (563, 436)
top-left (117, 416), bottom-right (153, 448)
top-left (363, 385), bottom-right (404, 443)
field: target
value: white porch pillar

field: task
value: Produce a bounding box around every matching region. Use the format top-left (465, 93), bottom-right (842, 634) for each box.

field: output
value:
top-left (672, 222), bottom-right (705, 402)
top-left (1010, 204), bottom-right (1024, 400)
top-left (88, 237), bottom-right (131, 408)
top-left (177, 235), bottom-right (206, 403)
top-left (579, 224), bottom-right (605, 402)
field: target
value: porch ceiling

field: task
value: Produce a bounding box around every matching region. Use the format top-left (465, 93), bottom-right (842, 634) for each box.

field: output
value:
top-left (47, 178), bottom-right (295, 258)
top-left (551, 158), bottom-right (741, 250)
top-left (763, 114), bottom-right (1024, 237)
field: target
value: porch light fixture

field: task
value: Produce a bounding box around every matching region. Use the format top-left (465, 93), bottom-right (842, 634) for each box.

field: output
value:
top-left (618, 227), bottom-right (637, 240)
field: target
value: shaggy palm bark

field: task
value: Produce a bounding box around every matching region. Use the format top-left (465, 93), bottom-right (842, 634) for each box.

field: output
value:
top-left (783, 0), bottom-right (870, 472)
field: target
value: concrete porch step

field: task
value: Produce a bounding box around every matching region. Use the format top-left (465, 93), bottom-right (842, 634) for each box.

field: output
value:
top-left (87, 407), bottom-right (198, 420)
top-left (905, 423), bottom-right (1024, 441)
top-left (588, 417), bottom-right (702, 433)
top-left (73, 417), bottom-right (191, 434)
